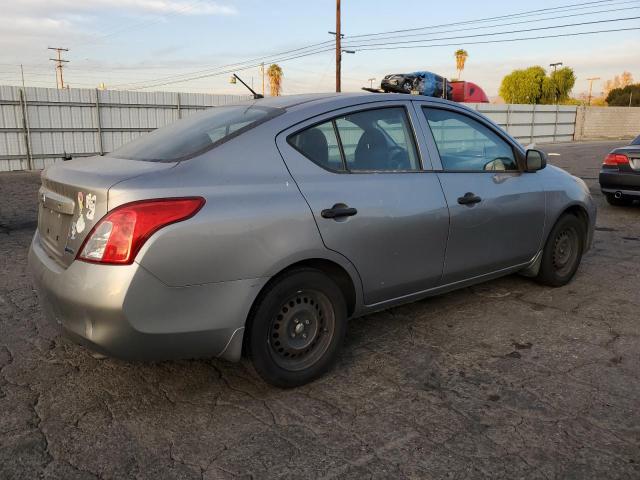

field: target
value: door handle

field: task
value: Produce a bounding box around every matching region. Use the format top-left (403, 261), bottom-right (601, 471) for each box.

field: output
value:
top-left (321, 205), bottom-right (358, 219)
top-left (457, 192), bottom-right (482, 205)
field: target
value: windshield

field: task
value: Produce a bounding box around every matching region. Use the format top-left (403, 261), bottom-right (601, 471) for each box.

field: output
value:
top-left (108, 104), bottom-right (283, 162)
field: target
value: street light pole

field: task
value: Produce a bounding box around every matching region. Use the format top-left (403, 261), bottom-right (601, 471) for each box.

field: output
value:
top-left (549, 62), bottom-right (563, 73)
top-left (549, 62), bottom-right (563, 104)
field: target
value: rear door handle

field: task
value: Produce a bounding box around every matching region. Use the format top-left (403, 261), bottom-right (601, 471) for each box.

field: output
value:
top-left (321, 205), bottom-right (358, 219)
top-left (457, 192), bottom-right (482, 205)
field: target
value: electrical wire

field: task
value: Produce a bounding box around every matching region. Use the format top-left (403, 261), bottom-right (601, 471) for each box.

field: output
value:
top-left (346, 0), bottom-right (623, 39)
top-left (350, 26), bottom-right (640, 51)
top-left (343, 16), bottom-right (640, 48)
top-left (345, 3), bottom-right (640, 44)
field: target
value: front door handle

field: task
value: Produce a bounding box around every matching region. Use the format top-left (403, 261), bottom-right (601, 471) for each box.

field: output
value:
top-left (457, 192), bottom-right (482, 205)
top-left (321, 205), bottom-right (358, 219)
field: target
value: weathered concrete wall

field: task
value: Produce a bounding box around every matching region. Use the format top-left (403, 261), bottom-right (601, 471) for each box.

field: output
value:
top-left (574, 106), bottom-right (640, 140)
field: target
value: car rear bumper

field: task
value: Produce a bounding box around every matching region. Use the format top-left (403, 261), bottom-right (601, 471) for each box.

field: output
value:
top-left (28, 231), bottom-right (267, 362)
top-left (599, 170), bottom-right (640, 197)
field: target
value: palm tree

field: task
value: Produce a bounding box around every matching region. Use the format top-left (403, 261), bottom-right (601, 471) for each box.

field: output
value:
top-left (267, 64), bottom-right (283, 97)
top-left (454, 49), bottom-right (469, 80)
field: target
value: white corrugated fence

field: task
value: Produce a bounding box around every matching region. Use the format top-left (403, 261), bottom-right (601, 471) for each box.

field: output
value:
top-left (1, 85), bottom-right (580, 171)
top-left (0, 85), bottom-right (251, 171)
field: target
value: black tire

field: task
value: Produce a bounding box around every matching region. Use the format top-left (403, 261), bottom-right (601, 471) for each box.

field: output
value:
top-left (536, 214), bottom-right (585, 287)
top-left (246, 268), bottom-right (347, 388)
top-left (605, 193), bottom-right (633, 207)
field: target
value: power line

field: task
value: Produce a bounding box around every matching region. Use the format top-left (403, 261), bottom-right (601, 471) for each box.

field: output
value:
top-left (343, 16), bottom-right (640, 48)
top-left (126, 26), bottom-right (640, 91)
top-left (110, 39), bottom-right (336, 89)
top-left (109, 0), bottom-right (635, 91)
top-left (125, 47), bottom-right (336, 90)
top-left (346, 0), bottom-right (622, 39)
top-left (344, 3), bottom-right (640, 44)
top-left (349, 26), bottom-right (640, 51)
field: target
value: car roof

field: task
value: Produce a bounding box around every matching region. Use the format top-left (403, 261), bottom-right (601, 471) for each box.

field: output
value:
top-left (237, 92), bottom-right (422, 110)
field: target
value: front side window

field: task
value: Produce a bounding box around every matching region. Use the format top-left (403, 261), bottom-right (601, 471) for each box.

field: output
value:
top-left (109, 104), bottom-right (283, 162)
top-left (423, 108), bottom-right (518, 172)
top-left (288, 107), bottom-right (421, 172)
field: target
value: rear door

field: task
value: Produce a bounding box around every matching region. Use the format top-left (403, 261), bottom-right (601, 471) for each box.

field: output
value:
top-left (276, 101), bottom-right (449, 306)
top-left (416, 103), bottom-right (546, 284)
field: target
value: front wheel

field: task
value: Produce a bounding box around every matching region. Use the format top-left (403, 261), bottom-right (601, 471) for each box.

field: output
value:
top-left (536, 214), bottom-right (585, 287)
top-left (246, 268), bottom-right (347, 388)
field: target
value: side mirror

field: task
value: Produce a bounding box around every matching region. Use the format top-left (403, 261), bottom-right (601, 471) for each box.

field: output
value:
top-left (525, 149), bottom-right (547, 172)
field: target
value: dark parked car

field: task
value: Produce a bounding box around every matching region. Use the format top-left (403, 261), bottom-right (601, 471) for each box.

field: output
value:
top-left (599, 135), bottom-right (640, 206)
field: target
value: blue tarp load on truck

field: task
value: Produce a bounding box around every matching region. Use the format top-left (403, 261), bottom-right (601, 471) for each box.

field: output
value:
top-left (373, 71), bottom-right (453, 99)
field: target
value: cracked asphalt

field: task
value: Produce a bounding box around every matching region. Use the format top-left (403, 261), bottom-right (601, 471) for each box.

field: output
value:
top-left (1, 140), bottom-right (639, 479)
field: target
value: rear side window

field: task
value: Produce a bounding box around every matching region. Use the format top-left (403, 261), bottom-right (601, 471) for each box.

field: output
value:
top-left (108, 105), bottom-right (283, 162)
top-left (288, 107), bottom-right (420, 172)
top-left (288, 121), bottom-right (343, 171)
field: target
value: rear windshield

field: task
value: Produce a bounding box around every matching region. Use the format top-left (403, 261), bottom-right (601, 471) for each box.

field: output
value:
top-left (108, 104), bottom-right (283, 162)
top-left (632, 135), bottom-right (640, 145)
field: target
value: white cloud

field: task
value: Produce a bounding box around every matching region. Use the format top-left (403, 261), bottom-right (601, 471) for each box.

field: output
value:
top-left (7, 0), bottom-right (237, 16)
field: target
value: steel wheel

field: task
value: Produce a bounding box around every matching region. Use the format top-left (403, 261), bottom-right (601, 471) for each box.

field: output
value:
top-left (247, 268), bottom-right (347, 387)
top-left (552, 227), bottom-right (579, 277)
top-left (268, 289), bottom-right (335, 371)
top-left (536, 213), bottom-right (585, 287)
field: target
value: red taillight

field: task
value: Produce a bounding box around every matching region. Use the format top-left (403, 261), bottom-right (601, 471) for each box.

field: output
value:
top-left (603, 153), bottom-right (629, 166)
top-left (77, 197), bottom-right (205, 265)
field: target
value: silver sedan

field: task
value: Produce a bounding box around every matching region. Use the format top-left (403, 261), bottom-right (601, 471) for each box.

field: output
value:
top-left (28, 93), bottom-right (596, 387)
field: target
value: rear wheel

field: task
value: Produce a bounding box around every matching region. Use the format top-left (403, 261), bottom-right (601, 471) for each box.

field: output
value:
top-left (536, 214), bottom-right (584, 287)
top-left (246, 268), bottom-right (347, 388)
top-left (605, 193), bottom-right (634, 207)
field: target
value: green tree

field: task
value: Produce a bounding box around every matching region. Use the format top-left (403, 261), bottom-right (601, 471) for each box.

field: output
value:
top-left (606, 84), bottom-right (640, 106)
top-left (543, 67), bottom-right (576, 103)
top-left (499, 65), bottom-right (576, 104)
top-left (499, 66), bottom-right (546, 104)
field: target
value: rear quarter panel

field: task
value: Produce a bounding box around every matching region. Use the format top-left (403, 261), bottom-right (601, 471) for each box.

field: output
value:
top-left (107, 121), bottom-right (363, 300)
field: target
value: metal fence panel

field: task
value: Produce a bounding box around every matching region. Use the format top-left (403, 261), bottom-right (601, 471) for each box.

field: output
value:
top-left (1, 85), bottom-right (584, 172)
top-left (468, 103), bottom-right (577, 144)
top-left (0, 85), bottom-right (250, 171)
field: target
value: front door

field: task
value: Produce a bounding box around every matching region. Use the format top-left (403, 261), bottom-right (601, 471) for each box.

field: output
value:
top-left (419, 105), bottom-right (546, 284)
top-left (277, 103), bottom-right (449, 305)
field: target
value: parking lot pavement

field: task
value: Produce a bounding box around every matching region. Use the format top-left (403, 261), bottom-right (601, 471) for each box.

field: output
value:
top-left (1, 140), bottom-right (639, 480)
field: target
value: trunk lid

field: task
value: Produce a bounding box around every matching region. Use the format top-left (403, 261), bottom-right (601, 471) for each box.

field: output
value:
top-left (37, 156), bottom-right (175, 268)
top-left (615, 146), bottom-right (640, 171)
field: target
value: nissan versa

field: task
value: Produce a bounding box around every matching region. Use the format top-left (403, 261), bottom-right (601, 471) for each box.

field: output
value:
top-left (29, 93), bottom-right (596, 387)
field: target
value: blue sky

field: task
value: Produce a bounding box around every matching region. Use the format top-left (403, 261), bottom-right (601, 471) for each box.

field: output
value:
top-left (0, 0), bottom-right (638, 98)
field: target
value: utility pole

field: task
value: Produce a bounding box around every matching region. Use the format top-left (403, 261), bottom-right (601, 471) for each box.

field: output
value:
top-left (586, 77), bottom-right (600, 106)
top-left (335, 0), bottom-right (341, 92)
top-left (48, 47), bottom-right (69, 89)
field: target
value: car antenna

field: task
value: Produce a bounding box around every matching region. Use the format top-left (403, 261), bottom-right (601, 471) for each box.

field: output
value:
top-left (230, 74), bottom-right (264, 99)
